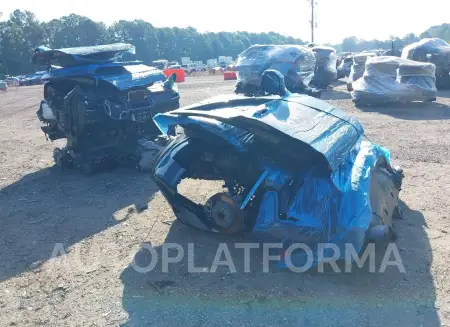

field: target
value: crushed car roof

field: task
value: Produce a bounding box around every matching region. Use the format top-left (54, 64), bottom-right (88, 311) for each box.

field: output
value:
top-left (40, 62), bottom-right (166, 91)
top-left (154, 94), bottom-right (364, 171)
top-left (32, 43), bottom-right (136, 66)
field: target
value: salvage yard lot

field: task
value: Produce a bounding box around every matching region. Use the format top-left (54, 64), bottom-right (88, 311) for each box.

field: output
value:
top-left (1, 75), bottom-right (450, 326)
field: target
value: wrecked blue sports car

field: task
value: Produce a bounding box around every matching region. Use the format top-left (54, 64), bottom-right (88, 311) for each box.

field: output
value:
top-left (152, 71), bottom-right (404, 264)
top-left (33, 43), bottom-right (179, 172)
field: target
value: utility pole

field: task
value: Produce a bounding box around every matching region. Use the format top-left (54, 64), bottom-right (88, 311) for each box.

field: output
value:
top-left (310, 0), bottom-right (315, 43)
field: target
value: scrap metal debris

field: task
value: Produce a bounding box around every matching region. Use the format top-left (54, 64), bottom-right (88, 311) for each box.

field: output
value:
top-left (151, 70), bottom-right (404, 268)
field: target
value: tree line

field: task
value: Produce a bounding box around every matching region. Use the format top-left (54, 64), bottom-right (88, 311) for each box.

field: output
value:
top-left (336, 23), bottom-right (450, 54)
top-left (1, 9), bottom-right (449, 75)
top-left (0, 10), bottom-right (304, 75)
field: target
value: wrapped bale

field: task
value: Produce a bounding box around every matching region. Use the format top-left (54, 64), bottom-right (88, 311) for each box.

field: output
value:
top-left (401, 38), bottom-right (450, 61)
top-left (310, 46), bottom-right (338, 88)
top-left (399, 61), bottom-right (437, 99)
top-left (235, 44), bottom-right (317, 96)
top-left (351, 56), bottom-right (437, 105)
top-left (402, 38), bottom-right (450, 89)
top-left (347, 52), bottom-right (377, 91)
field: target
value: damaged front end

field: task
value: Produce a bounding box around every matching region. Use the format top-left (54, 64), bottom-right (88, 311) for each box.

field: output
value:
top-left (33, 43), bottom-right (180, 172)
top-left (152, 91), bottom-right (404, 265)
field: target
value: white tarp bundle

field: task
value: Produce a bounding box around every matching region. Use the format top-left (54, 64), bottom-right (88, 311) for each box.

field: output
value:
top-left (352, 56), bottom-right (437, 105)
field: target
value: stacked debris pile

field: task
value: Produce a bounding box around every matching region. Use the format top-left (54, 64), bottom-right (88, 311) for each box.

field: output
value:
top-left (352, 56), bottom-right (437, 105)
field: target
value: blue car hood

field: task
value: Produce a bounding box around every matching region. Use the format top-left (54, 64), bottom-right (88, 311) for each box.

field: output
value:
top-left (42, 62), bottom-right (167, 91)
top-left (153, 94), bottom-right (397, 270)
top-left (154, 94), bottom-right (364, 171)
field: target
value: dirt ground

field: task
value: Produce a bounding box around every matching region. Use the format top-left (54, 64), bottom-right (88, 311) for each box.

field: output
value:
top-left (1, 75), bottom-right (450, 327)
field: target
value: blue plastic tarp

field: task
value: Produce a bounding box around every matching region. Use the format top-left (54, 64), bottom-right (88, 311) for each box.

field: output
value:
top-left (252, 139), bottom-right (391, 269)
top-left (153, 95), bottom-right (392, 268)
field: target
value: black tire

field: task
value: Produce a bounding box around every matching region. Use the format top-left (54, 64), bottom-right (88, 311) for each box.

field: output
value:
top-left (53, 148), bottom-right (73, 169)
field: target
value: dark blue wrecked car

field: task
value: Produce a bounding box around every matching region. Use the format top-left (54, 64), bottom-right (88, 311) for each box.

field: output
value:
top-left (152, 71), bottom-right (404, 267)
top-left (33, 43), bottom-right (180, 172)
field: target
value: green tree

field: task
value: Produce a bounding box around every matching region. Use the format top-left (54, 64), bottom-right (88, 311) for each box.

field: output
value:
top-left (2, 8), bottom-right (450, 75)
top-left (421, 24), bottom-right (450, 41)
top-left (341, 36), bottom-right (358, 52)
top-left (0, 10), bottom-right (45, 74)
top-left (45, 14), bottom-right (106, 48)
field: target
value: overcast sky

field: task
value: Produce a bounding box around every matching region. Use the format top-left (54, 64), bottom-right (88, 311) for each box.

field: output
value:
top-left (2, 0), bottom-right (449, 44)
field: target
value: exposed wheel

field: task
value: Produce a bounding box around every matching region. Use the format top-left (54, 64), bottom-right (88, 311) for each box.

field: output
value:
top-left (204, 193), bottom-right (244, 234)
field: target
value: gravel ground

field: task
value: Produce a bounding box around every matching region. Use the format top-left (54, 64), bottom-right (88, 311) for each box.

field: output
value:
top-left (0, 75), bottom-right (449, 327)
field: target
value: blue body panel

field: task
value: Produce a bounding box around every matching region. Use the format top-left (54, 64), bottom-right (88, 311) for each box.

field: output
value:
top-left (34, 43), bottom-right (167, 91)
top-left (43, 62), bottom-right (167, 91)
top-left (154, 94), bottom-right (364, 171)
